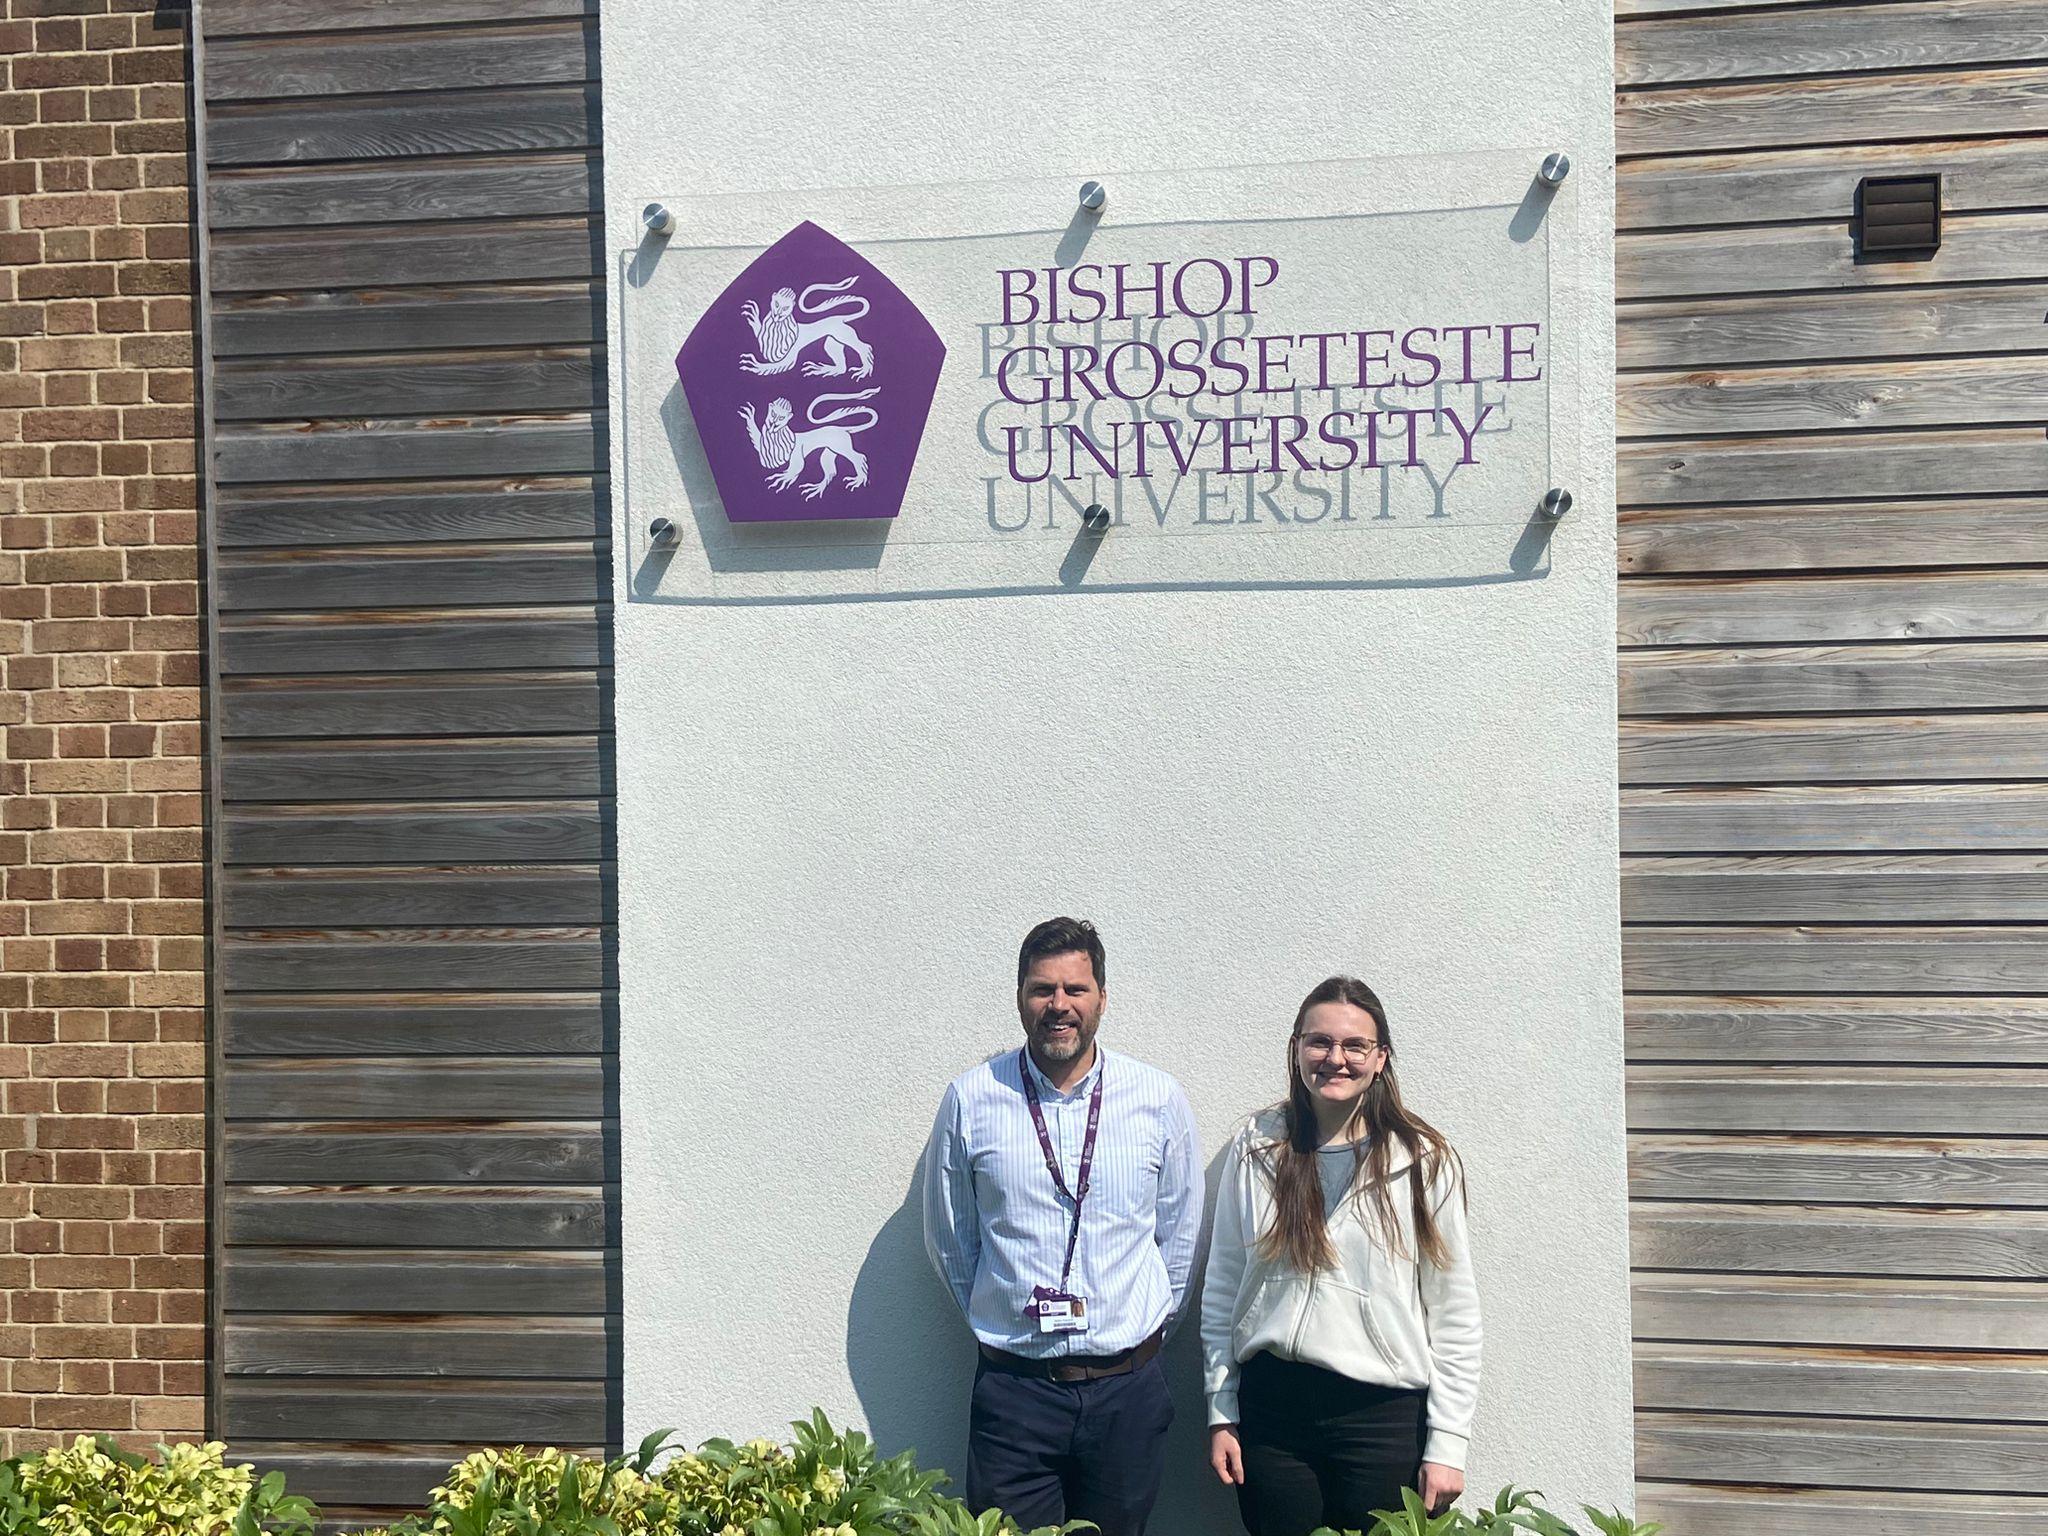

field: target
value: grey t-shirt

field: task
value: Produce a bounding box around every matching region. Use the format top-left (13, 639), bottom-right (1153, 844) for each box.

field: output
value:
top-left (1317, 1141), bottom-right (1365, 1218)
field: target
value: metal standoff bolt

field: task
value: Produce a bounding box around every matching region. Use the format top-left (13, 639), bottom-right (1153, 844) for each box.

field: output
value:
top-left (1080, 504), bottom-right (1112, 532)
top-left (648, 517), bottom-right (679, 547)
top-left (1078, 181), bottom-right (1107, 213)
top-left (642, 202), bottom-right (676, 237)
top-left (1539, 488), bottom-right (1574, 520)
top-left (1537, 153), bottom-right (1572, 190)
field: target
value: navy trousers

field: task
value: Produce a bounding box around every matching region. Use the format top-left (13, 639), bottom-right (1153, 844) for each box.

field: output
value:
top-left (966, 1356), bottom-right (1175, 1536)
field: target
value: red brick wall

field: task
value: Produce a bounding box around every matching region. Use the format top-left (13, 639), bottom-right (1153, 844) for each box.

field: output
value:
top-left (0, 0), bottom-right (205, 1452)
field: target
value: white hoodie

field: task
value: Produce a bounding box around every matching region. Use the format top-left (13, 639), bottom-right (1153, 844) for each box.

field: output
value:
top-left (1199, 1110), bottom-right (1483, 1469)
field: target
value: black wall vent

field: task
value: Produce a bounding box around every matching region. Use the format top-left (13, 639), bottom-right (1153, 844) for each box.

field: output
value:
top-left (1856, 173), bottom-right (1942, 258)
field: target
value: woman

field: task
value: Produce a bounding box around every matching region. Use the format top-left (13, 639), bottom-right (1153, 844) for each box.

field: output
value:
top-left (1200, 976), bottom-right (1481, 1536)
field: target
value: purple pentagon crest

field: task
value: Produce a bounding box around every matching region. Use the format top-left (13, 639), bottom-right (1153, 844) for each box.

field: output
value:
top-left (675, 221), bottom-right (945, 523)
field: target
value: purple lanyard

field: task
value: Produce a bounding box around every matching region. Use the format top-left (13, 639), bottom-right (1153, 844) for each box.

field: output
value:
top-left (1018, 1048), bottom-right (1104, 1292)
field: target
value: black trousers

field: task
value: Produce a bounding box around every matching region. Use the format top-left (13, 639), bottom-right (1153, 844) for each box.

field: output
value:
top-left (1234, 1351), bottom-right (1428, 1536)
top-left (966, 1355), bottom-right (1174, 1536)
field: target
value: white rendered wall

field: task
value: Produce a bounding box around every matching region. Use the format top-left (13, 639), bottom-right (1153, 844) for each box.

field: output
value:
top-left (603, 2), bottom-right (1631, 1526)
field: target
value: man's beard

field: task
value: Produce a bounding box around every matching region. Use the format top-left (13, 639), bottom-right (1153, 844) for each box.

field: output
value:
top-left (1035, 1021), bottom-right (1092, 1061)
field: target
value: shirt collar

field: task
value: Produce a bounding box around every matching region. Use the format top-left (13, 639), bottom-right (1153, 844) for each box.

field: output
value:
top-left (1022, 1042), bottom-right (1107, 1100)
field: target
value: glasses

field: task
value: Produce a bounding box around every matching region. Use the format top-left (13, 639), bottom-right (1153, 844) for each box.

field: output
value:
top-left (1297, 1033), bottom-right (1384, 1064)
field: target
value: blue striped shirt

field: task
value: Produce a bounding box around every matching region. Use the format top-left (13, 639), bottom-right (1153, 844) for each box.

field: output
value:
top-left (922, 1045), bottom-right (1202, 1357)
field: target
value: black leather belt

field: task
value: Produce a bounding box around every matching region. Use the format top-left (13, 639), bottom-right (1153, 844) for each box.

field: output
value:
top-left (979, 1328), bottom-right (1163, 1383)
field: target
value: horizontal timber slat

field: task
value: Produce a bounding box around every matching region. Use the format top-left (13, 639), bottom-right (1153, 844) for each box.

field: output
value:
top-left (1623, 853), bottom-right (2048, 922)
top-left (224, 1057), bottom-right (604, 1120)
top-left (1621, 713), bottom-right (2048, 784)
top-left (1623, 925), bottom-right (2048, 993)
top-left (223, 804), bottom-right (603, 864)
top-left (1631, 1273), bottom-right (2048, 1349)
top-left (220, 609), bottom-right (604, 676)
top-left (1621, 569), bottom-right (2048, 646)
top-left (1619, 137), bottom-right (2048, 232)
top-left (1624, 996), bottom-right (2048, 1063)
top-left (211, 285), bottom-right (601, 359)
top-left (1620, 784), bottom-right (2048, 852)
top-left (213, 347), bottom-right (600, 421)
top-left (1635, 1482), bottom-right (2048, 1536)
top-left (1617, 66), bottom-right (2048, 155)
top-left (206, 85), bottom-right (599, 167)
top-left (210, 219), bottom-right (600, 294)
top-left (1628, 1133), bottom-right (2048, 1205)
top-left (209, 156), bottom-right (598, 230)
top-left (216, 480), bottom-right (605, 548)
top-left (225, 1187), bottom-right (610, 1248)
top-left (221, 930), bottom-right (608, 991)
top-left (1617, 499), bottom-right (2048, 575)
top-left (1616, 1), bottom-right (2048, 87)
top-left (1634, 1340), bottom-right (2048, 1422)
top-left (1619, 355), bottom-right (2048, 438)
top-left (1621, 642), bottom-right (2048, 715)
top-left (1633, 1411), bottom-right (2048, 1491)
top-left (217, 546), bottom-right (604, 611)
top-left (1631, 1202), bottom-right (2048, 1277)
top-left (223, 994), bottom-right (608, 1056)
top-left (222, 674), bottom-right (604, 738)
top-left (207, 1446), bottom-right (489, 1510)
top-left (1619, 212), bottom-right (2048, 300)
top-left (1619, 284), bottom-right (2048, 370)
top-left (225, 1123), bottom-right (606, 1183)
top-left (1626, 1064), bottom-right (2048, 1132)
top-left (203, 23), bottom-right (595, 102)
top-left (222, 866), bottom-right (604, 926)
top-left (221, 1378), bottom-right (607, 1443)
top-left (1620, 426), bottom-right (2048, 507)
top-left (222, 739), bottom-right (604, 802)
top-left (214, 415), bottom-right (604, 483)
top-left (222, 1249), bottom-right (609, 1314)
top-left (223, 1314), bottom-right (610, 1378)
top-left (202, 1), bottom-right (596, 37)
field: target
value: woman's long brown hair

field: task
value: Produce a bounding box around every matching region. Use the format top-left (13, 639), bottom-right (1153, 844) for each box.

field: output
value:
top-left (1253, 976), bottom-right (1463, 1273)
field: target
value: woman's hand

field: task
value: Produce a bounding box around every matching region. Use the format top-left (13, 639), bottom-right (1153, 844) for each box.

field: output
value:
top-left (1419, 1461), bottom-right (1463, 1515)
top-left (1209, 1424), bottom-right (1245, 1486)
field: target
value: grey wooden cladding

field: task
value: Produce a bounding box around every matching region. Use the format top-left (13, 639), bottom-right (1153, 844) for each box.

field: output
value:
top-left (1617, 65), bottom-right (2048, 154)
top-left (1620, 135), bottom-right (2048, 231)
top-left (1617, 1), bottom-right (2048, 86)
top-left (225, 1187), bottom-right (611, 1248)
top-left (222, 865), bottom-right (605, 926)
top-left (207, 84), bottom-right (602, 170)
top-left (1616, 7), bottom-right (2048, 1522)
top-left (223, 994), bottom-right (608, 1056)
top-left (223, 739), bottom-right (604, 801)
top-left (1624, 853), bottom-right (2048, 921)
top-left (1618, 498), bottom-right (2048, 576)
top-left (1634, 1273), bottom-right (2048, 1350)
top-left (227, 1123), bottom-right (607, 1183)
top-left (225, 1057), bottom-right (604, 1119)
top-left (213, 346), bottom-right (600, 420)
top-left (1637, 1483), bottom-right (2048, 1536)
top-left (1630, 1134), bottom-right (2048, 1206)
top-left (1631, 1203), bottom-right (2048, 1278)
top-left (224, 1316), bottom-right (611, 1379)
top-left (1625, 996), bottom-right (2048, 1063)
top-left (204, 21), bottom-right (595, 102)
top-left (216, 480), bottom-right (605, 548)
top-left (196, 0), bottom-right (617, 1493)
top-left (209, 155), bottom-right (598, 230)
top-left (1620, 284), bottom-right (2048, 369)
top-left (225, 1249), bottom-right (608, 1315)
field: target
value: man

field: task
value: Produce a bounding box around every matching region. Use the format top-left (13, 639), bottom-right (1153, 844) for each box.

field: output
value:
top-left (923, 916), bottom-right (1202, 1536)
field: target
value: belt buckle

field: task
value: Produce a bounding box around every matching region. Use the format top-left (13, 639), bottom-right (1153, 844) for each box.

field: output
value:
top-left (1049, 1360), bottom-right (1088, 1384)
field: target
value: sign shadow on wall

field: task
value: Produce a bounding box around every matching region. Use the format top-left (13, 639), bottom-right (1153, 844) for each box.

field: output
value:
top-left (845, 1148), bottom-right (1241, 1535)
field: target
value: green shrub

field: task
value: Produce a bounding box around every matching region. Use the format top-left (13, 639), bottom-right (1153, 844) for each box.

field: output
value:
top-left (1311, 1482), bottom-right (1664, 1536)
top-left (0, 1436), bottom-right (315, 1536)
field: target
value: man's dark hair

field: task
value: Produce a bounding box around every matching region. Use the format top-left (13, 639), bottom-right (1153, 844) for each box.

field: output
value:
top-left (1016, 916), bottom-right (1106, 992)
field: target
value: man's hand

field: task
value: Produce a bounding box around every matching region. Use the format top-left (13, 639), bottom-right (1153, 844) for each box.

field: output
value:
top-left (1208, 1424), bottom-right (1245, 1486)
top-left (1420, 1460), bottom-right (1463, 1515)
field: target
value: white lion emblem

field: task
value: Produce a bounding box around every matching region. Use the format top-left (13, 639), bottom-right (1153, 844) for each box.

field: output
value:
top-left (740, 277), bottom-right (874, 381)
top-left (739, 389), bottom-right (878, 501)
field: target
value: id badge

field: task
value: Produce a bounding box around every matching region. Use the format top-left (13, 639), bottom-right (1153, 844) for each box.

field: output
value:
top-left (1029, 1286), bottom-right (1089, 1334)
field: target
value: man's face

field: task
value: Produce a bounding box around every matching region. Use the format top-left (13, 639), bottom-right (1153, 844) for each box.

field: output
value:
top-left (1017, 950), bottom-right (1106, 1067)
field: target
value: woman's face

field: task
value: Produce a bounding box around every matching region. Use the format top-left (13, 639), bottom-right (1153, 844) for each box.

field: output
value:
top-left (1295, 999), bottom-right (1387, 1112)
